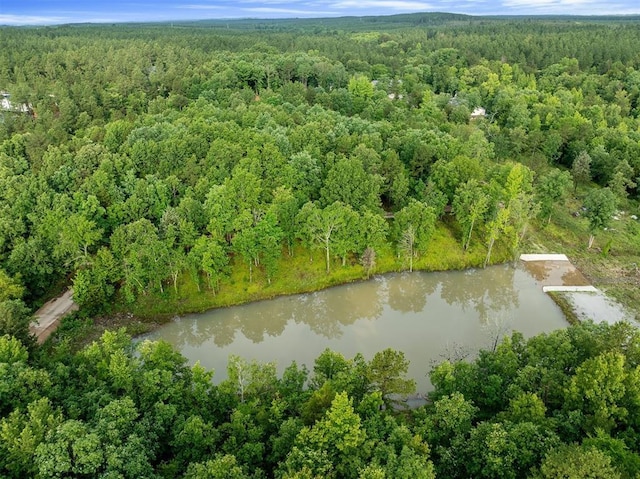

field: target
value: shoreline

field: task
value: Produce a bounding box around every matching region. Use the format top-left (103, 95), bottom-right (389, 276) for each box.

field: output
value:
top-left (64, 249), bottom-right (506, 348)
top-left (49, 222), bottom-right (640, 350)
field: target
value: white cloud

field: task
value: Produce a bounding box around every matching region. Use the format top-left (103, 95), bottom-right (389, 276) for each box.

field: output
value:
top-left (179, 4), bottom-right (226, 9)
top-left (237, 0), bottom-right (305, 4)
top-left (499, 0), bottom-right (640, 14)
top-left (0, 14), bottom-right (68, 25)
top-left (244, 6), bottom-right (339, 14)
top-left (501, 0), bottom-right (595, 7)
top-left (331, 0), bottom-right (434, 10)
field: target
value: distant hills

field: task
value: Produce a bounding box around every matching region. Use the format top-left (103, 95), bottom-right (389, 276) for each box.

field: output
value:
top-left (8, 12), bottom-right (640, 31)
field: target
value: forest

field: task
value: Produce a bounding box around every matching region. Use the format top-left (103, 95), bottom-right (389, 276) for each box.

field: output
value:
top-left (3, 320), bottom-right (640, 478)
top-left (0, 12), bottom-right (640, 477)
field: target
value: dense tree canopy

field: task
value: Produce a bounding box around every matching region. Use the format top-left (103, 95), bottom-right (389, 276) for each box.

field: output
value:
top-left (1, 319), bottom-right (639, 477)
top-left (0, 15), bottom-right (638, 309)
top-left (0, 13), bottom-right (639, 477)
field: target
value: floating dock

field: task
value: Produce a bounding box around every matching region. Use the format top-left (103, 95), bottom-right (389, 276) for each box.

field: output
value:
top-left (520, 253), bottom-right (632, 324)
top-left (520, 253), bottom-right (569, 262)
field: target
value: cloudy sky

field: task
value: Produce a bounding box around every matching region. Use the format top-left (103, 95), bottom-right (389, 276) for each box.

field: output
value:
top-left (1, 0), bottom-right (639, 25)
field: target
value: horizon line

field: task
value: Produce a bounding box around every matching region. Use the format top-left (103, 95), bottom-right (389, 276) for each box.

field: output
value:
top-left (3, 11), bottom-right (640, 27)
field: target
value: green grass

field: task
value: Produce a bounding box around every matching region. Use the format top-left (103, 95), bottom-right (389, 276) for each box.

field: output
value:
top-left (525, 195), bottom-right (640, 321)
top-left (546, 292), bottom-right (580, 326)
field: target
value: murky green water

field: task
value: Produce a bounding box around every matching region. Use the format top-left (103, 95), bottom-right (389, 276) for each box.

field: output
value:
top-left (142, 264), bottom-right (567, 393)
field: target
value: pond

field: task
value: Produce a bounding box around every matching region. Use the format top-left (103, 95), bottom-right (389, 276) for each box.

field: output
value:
top-left (141, 264), bottom-right (568, 394)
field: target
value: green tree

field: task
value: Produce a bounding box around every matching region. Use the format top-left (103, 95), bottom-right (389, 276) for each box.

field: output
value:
top-left (184, 454), bottom-right (250, 479)
top-left (232, 215), bottom-right (261, 283)
top-left (430, 155), bottom-right (484, 204)
top-left (484, 205), bottom-right (510, 267)
top-left (503, 392), bottom-right (547, 424)
top-left (0, 300), bottom-right (33, 346)
top-left (298, 202), bottom-right (352, 273)
top-left (331, 206), bottom-right (360, 267)
top-left (34, 419), bottom-right (104, 478)
top-left (583, 187), bottom-right (617, 249)
top-left (167, 247), bottom-right (187, 294)
top-left (452, 179), bottom-right (489, 250)
top-left (54, 213), bottom-right (103, 267)
top-left (348, 75), bottom-right (374, 112)
top-left (221, 355), bottom-right (278, 404)
top-left (537, 169), bottom-right (572, 224)
top-left (357, 210), bottom-right (389, 255)
top-left (110, 219), bottom-right (170, 301)
top-left (537, 444), bottom-right (621, 479)
top-left (582, 431), bottom-right (640, 479)
top-left (398, 226), bottom-right (417, 273)
top-left (607, 160), bottom-right (636, 201)
top-left (321, 158), bottom-right (381, 213)
top-left (571, 150), bottom-right (592, 193)
top-left (254, 212), bottom-right (284, 284)
top-left (72, 247), bottom-right (120, 311)
top-left (393, 199), bottom-right (437, 265)
top-left (285, 392), bottom-right (366, 479)
top-left (270, 186), bottom-right (301, 256)
top-left (565, 352), bottom-right (628, 433)
top-left (0, 269), bottom-right (25, 302)
top-left (232, 212), bottom-right (283, 283)
top-left (367, 349), bottom-right (416, 408)
top-left (0, 397), bottom-right (63, 478)
top-left (289, 152), bottom-right (322, 203)
top-left (380, 150), bottom-right (410, 210)
top-left (413, 392), bottom-right (477, 477)
top-left (188, 236), bottom-right (229, 292)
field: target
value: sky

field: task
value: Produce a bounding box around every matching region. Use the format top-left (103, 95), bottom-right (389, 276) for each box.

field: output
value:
top-left (1, 0), bottom-right (640, 25)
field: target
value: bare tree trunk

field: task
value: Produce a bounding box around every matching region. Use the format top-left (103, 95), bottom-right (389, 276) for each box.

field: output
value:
top-left (464, 218), bottom-right (475, 251)
top-left (588, 234), bottom-right (595, 249)
top-left (484, 238), bottom-right (495, 268)
top-left (325, 241), bottom-right (330, 273)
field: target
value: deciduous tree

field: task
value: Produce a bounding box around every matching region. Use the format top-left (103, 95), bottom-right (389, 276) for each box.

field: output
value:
top-left (583, 187), bottom-right (617, 249)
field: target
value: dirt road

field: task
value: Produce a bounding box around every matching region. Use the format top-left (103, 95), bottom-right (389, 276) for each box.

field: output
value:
top-left (29, 290), bottom-right (79, 344)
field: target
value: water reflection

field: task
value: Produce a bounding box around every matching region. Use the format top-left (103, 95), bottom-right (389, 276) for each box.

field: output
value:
top-left (522, 260), bottom-right (590, 287)
top-left (524, 261), bottom-right (552, 282)
top-left (387, 272), bottom-right (434, 313)
top-left (432, 267), bottom-right (520, 325)
top-left (290, 280), bottom-right (385, 338)
top-left (143, 264), bottom-right (568, 391)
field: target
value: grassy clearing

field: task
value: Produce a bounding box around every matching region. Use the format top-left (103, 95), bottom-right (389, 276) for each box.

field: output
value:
top-left (525, 194), bottom-right (640, 321)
